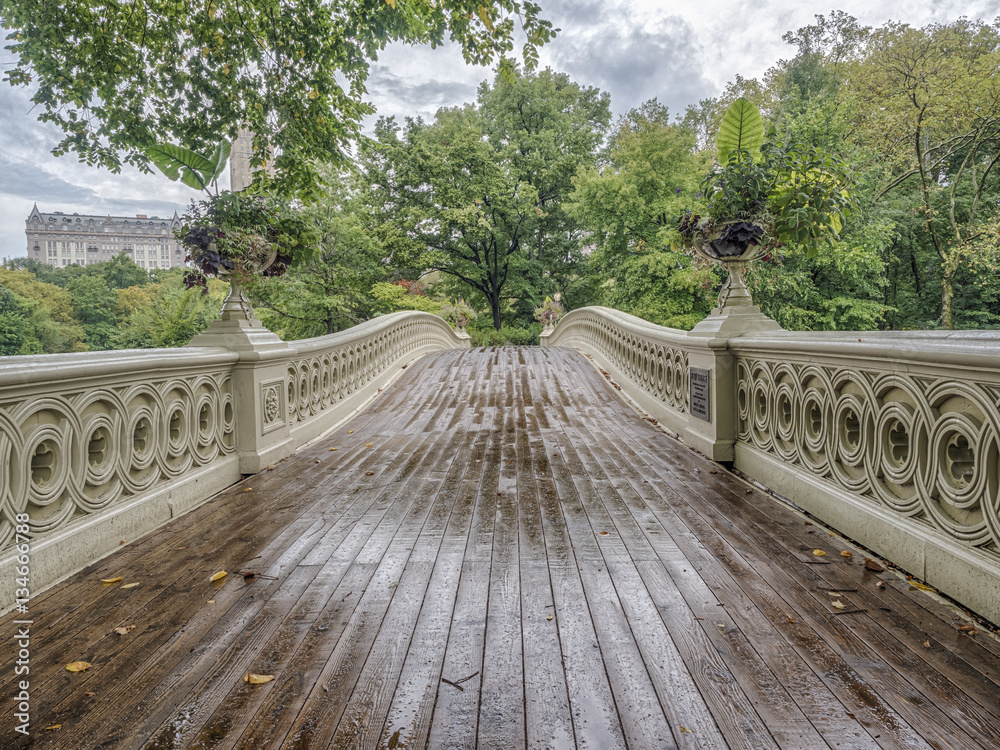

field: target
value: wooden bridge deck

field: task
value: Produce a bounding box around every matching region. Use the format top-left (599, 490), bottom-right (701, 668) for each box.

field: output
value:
top-left (4, 346), bottom-right (1000, 749)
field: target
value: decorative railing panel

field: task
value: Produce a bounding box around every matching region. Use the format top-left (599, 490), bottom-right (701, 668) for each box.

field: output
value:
top-left (545, 307), bottom-right (691, 418)
top-left (0, 351), bottom-right (238, 548)
top-left (281, 312), bottom-right (467, 440)
top-left (735, 352), bottom-right (1000, 551)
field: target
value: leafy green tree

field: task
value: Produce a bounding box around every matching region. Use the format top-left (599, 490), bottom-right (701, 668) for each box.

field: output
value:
top-left (0, 268), bottom-right (86, 351)
top-left (3, 0), bottom-right (554, 194)
top-left (361, 68), bottom-right (610, 329)
top-left (0, 284), bottom-right (32, 355)
top-left (67, 275), bottom-right (119, 350)
top-left (98, 253), bottom-right (151, 290)
top-left (568, 101), bottom-right (715, 328)
top-left (114, 274), bottom-right (227, 349)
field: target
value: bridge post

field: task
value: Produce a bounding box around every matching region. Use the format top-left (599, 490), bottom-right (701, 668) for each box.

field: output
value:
top-left (186, 310), bottom-right (296, 475)
top-left (683, 306), bottom-right (782, 463)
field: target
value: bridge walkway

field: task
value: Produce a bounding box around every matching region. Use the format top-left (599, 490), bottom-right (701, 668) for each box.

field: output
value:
top-left (3, 347), bottom-right (1000, 749)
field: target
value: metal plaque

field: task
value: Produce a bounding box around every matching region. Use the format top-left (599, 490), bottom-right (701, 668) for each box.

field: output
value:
top-left (690, 367), bottom-right (711, 421)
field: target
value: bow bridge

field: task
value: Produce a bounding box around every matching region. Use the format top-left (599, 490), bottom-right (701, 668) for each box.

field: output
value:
top-left (2, 301), bottom-right (1000, 748)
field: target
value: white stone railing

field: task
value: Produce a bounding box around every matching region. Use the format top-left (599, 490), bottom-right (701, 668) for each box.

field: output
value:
top-left (0, 310), bottom-right (467, 610)
top-left (729, 331), bottom-right (1000, 623)
top-left (543, 307), bottom-right (694, 437)
top-left (545, 311), bottom-right (1000, 624)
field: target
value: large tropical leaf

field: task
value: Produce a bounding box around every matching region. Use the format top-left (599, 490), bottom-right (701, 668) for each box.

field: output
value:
top-left (207, 139), bottom-right (232, 183)
top-left (147, 144), bottom-right (218, 191)
top-left (716, 98), bottom-right (764, 164)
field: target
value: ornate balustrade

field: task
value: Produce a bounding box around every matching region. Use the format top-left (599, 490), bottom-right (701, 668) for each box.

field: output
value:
top-left (0, 311), bottom-right (467, 609)
top-left (545, 313), bottom-right (1000, 624)
top-left (542, 307), bottom-right (694, 437)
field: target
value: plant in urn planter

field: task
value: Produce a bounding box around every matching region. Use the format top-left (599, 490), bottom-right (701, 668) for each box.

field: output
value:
top-left (533, 295), bottom-right (564, 331)
top-left (147, 141), bottom-right (316, 325)
top-left (441, 297), bottom-right (476, 332)
top-left (678, 98), bottom-right (854, 315)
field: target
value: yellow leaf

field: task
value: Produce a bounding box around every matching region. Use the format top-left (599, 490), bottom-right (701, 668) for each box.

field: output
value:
top-left (366, 443), bottom-right (373, 447)
top-left (831, 600), bottom-right (845, 610)
top-left (840, 550), bottom-right (852, 558)
top-left (679, 726), bottom-right (692, 733)
top-left (211, 571), bottom-right (228, 582)
top-left (348, 430), bottom-right (354, 434)
top-left (330, 447), bottom-right (338, 451)
top-left (546, 614), bottom-right (553, 621)
top-left (208, 599), bottom-right (216, 603)
top-left (44, 724), bottom-right (61, 731)
top-left (243, 487), bottom-right (254, 492)
top-left (121, 582), bottom-right (139, 589)
top-left (385, 0), bottom-right (396, 7)
top-left (812, 549), bottom-right (826, 556)
top-left (244, 673), bottom-right (275, 684)
top-left (910, 581), bottom-right (935, 592)
top-left (923, 640), bottom-right (932, 648)
top-left (66, 661), bottom-right (92, 672)
top-left (101, 577), bottom-right (123, 584)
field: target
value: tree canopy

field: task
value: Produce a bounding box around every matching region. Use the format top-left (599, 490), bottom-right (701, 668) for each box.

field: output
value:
top-left (2, 0), bottom-right (555, 193)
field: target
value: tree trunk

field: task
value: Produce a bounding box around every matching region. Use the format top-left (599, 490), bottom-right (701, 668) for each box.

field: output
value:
top-left (940, 257), bottom-right (955, 330)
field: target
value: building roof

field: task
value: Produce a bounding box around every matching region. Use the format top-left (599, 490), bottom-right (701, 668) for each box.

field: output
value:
top-left (26, 204), bottom-right (181, 230)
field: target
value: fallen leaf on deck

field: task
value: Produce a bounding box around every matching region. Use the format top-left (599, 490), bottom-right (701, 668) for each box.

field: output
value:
top-left (330, 448), bottom-right (338, 451)
top-left (243, 572), bottom-right (256, 580)
top-left (875, 581), bottom-right (886, 589)
top-left (924, 641), bottom-right (932, 648)
top-left (388, 729), bottom-right (401, 749)
top-left (120, 540), bottom-right (126, 545)
top-left (831, 600), bottom-right (846, 610)
top-left (812, 550), bottom-right (826, 556)
top-left (210, 571), bottom-right (227, 582)
top-left (85, 692), bottom-right (95, 697)
top-left (208, 600), bottom-right (216, 603)
top-left (365, 471), bottom-right (375, 476)
top-left (244, 487), bottom-right (254, 492)
top-left (910, 581), bottom-right (935, 592)
top-left (864, 558), bottom-right (885, 572)
top-left (958, 624), bottom-right (977, 633)
top-left (66, 661), bottom-right (91, 672)
top-left (244, 673), bottom-right (275, 684)
top-left (348, 430), bottom-right (354, 434)
top-left (121, 582), bottom-right (139, 589)
top-left (44, 725), bottom-right (61, 731)
top-left (785, 615), bottom-right (796, 623)
top-left (840, 550), bottom-right (853, 558)
top-left (113, 626), bottom-right (136, 636)
top-left (600, 531), bottom-right (608, 535)
top-left (680, 726), bottom-right (692, 734)
top-left (101, 577), bottom-right (123, 584)
top-left (546, 614), bottom-right (554, 621)
top-left (366, 443), bottom-right (373, 447)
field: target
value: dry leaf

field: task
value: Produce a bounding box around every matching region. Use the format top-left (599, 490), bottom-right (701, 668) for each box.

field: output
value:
top-left (910, 581), bottom-right (935, 592)
top-left (680, 726), bottom-right (692, 733)
top-left (243, 487), bottom-right (254, 492)
top-left (785, 615), bottom-right (796, 624)
top-left (958, 624), bottom-right (977, 633)
top-left (875, 581), bottom-right (886, 589)
top-left (44, 725), bottom-right (61, 731)
top-left (831, 600), bottom-right (846, 610)
top-left (924, 641), bottom-right (932, 648)
top-left (546, 614), bottom-right (554, 621)
top-left (864, 558), bottom-right (885, 572)
top-left (208, 599), bottom-right (216, 603)
top-left (330, 447), bottom-right (338, 451)
top-left (113, 625), bottom-right (136, 636)
top-left (244, 673), bottom-right (275, 684)
top-left (348, 430), bottom-right (354, 434)
top-left (120, 540), bottom-right (126, 545)
top-left (101, 577), bottom-right (123, 584)
top-left (85, 692), bottom-right (95, 697)
top-left (365, 471), bottom-right (375, 476)
top-left (599, 531), bottom-right (608, 536)
top-left (812, 549), bottom-right (827, 557)
top-left (366, 443), bottom-right (373, 447)
top-left (243, 571), bottom-right (256, 580)
top-left (66, 661), bottom-right (92, 672)
top-left (210, 571), bottom-right (227, 582)
top-left (121, 582), bottom-right (139, 589)
top-left (840, 550), bottom-right (853, 558)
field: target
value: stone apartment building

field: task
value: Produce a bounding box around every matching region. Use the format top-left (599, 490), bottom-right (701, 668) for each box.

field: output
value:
top-left (25, 204), bottom-right (185, 269)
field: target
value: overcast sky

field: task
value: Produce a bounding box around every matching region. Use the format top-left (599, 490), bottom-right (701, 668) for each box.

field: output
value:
top-left (1, 0), bottom-right (994, 260)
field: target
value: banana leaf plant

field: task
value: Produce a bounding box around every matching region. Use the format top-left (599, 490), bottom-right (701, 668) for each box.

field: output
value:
top-left (147, 141), bottom-right (316, 291)
top-left (677, 98), bottom-right (854, 259)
